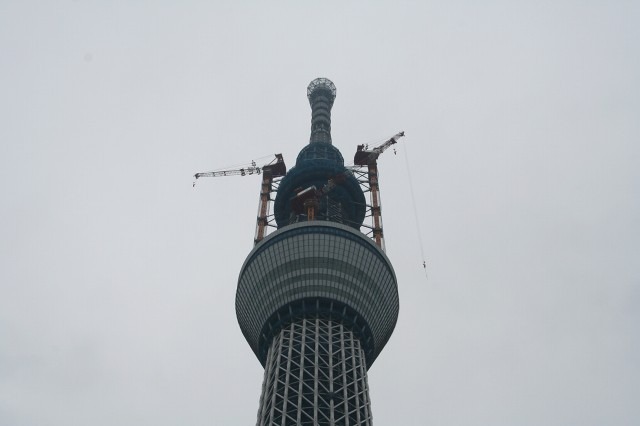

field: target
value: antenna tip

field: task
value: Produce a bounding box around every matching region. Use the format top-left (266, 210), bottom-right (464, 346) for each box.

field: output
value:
top-left (307, 78), bottom-right (336, 106)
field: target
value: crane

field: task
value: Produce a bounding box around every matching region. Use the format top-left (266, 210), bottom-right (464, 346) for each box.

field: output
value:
top-left (351, 131), bottom-right (405, 250)
top-left (193, 162), bottom-right (261, 181)
top-left (353, 131), bottom-right (404, 166)
top-left (193, 154), bottom-right (287, 244)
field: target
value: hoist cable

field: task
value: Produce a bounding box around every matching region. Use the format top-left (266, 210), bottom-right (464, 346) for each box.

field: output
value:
top-left (402, 137), bottom-right (428, 278)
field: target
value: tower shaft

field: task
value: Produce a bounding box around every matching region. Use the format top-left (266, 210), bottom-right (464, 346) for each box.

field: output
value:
top-left (257, 318), bottom-right (372, 426)
top-left (307, 78), bottom-right (337, 144)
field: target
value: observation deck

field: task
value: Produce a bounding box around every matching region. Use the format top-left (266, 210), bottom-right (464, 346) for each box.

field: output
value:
top-left (236, 221), bottom-right (399, 368)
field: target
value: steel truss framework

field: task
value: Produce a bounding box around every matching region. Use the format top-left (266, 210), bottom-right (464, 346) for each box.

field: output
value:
top-left (257, 318), bottom-right (372, 426)
top-left (263, 165), bottom-right (386, 251)
top-left (347, 166), bottom-right (385, 251)
top-left (255, 176), bottom-right (283, 244)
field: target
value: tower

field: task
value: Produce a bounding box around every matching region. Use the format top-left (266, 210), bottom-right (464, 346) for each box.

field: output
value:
top-left (236, 78), bottom-right (399, 425)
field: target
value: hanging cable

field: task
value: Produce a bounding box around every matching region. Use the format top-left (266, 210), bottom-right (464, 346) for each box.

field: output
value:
top-left (402, 137), bottom-right (428, 278)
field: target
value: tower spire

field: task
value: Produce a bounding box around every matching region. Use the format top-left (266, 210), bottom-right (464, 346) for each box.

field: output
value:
top-left (307, 78), bottom-right (337, 144)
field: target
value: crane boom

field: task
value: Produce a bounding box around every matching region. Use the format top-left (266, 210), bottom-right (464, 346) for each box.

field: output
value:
top-left (194, 164), bottom-right (261, 180)
top-left (373, 131), bottom-right (405, 153)
top-left (353, 131), bottom-right (404, 166)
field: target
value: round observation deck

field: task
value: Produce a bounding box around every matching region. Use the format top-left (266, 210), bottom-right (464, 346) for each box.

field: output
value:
top-left (236, 221), bottom-right (399, 368)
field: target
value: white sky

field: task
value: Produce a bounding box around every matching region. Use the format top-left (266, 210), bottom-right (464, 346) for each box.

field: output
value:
top-left (1, 1), bottom-right (639, 425)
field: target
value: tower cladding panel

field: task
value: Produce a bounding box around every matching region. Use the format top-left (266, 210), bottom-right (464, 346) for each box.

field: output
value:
top-left (236, 78), bottom-right (399, 425)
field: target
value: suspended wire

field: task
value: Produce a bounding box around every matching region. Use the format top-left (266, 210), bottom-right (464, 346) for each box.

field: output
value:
top-left (402, 138), bottom-right (428, 278)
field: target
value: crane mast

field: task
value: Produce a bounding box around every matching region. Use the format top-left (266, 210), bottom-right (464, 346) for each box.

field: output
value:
top-left (255, 154), bottom-right (286, 244)
top-left (352, 131), bottom-right (405, 250)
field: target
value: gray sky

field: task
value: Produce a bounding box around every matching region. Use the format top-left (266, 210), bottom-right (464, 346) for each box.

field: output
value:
top-left (1, 1), bottom-right (639, 425)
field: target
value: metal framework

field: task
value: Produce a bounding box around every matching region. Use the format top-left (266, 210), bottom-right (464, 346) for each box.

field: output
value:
top-left (255, 155), bottom-right (287, 244)
top-left (348, 131), bottom-right (403, 251)
top-left (348, 166), bottom-right (386, 251)
top-left (254, 175), bottom-right (283, 244)
top-left (257, 318), bottom-right (372, 426)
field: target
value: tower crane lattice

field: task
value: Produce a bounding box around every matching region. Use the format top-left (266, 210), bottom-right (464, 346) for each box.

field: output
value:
top-left (193, 162), bottom-right (260, 180)
top-left (350, 131), bottom-right (405, 250)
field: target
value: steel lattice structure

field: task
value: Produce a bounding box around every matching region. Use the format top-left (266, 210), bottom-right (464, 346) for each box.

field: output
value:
top-left (257, 318), bottom-right (372, 426)
top-left (235, 78), bottom-right (399, 426)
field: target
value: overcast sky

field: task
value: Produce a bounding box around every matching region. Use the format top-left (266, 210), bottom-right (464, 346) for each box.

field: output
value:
top-left (1, 1), bottom-right (639, 425)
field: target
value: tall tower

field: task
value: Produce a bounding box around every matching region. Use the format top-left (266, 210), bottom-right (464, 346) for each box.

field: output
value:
top-left (236, 78), bottom-right (399, 425)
